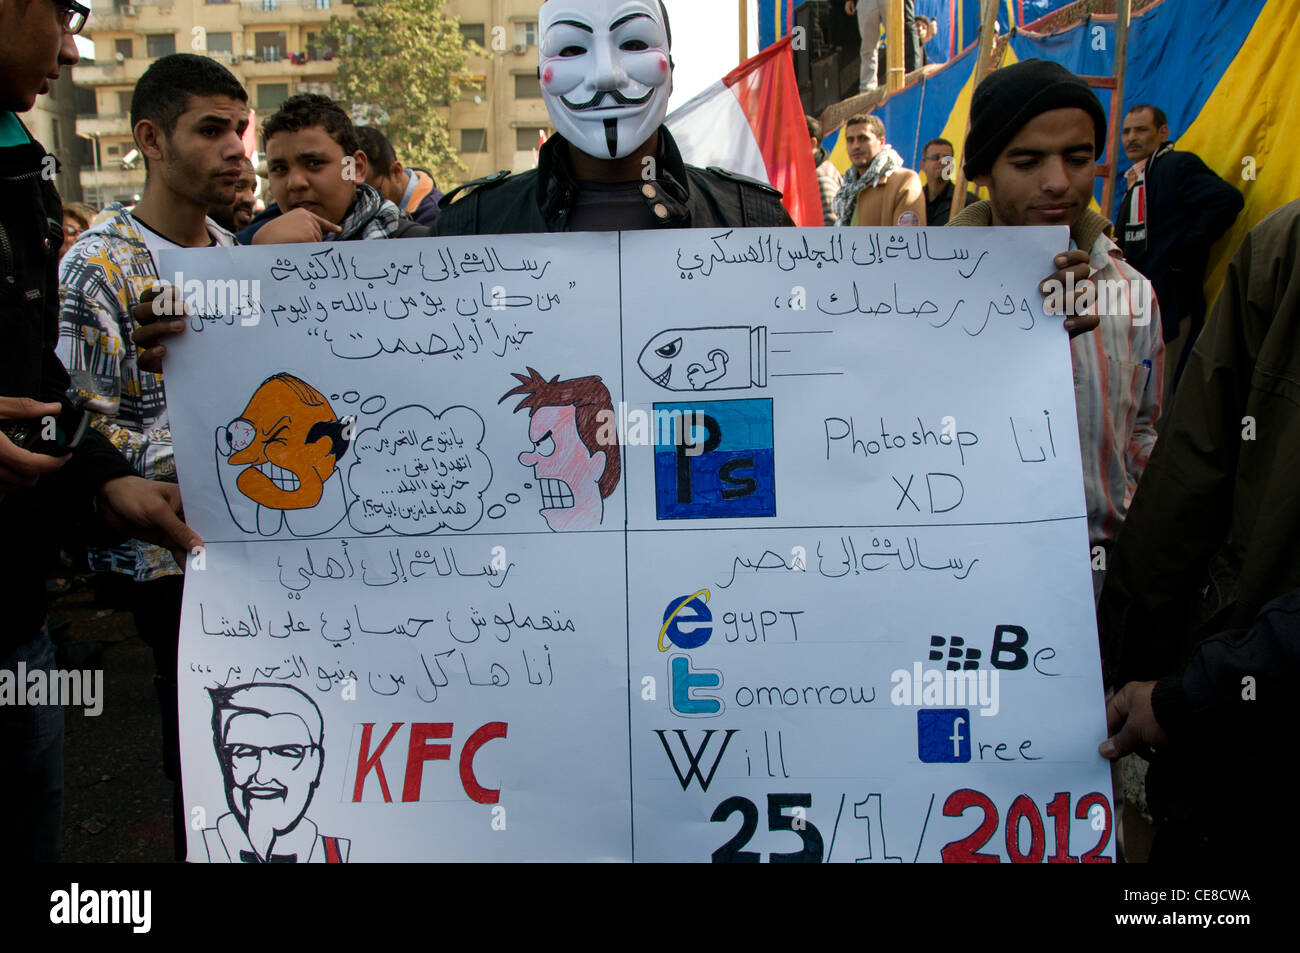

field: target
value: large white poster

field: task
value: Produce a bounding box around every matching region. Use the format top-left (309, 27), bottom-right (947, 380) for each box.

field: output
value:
top-left (162, 226), bottom-right (1114, 862)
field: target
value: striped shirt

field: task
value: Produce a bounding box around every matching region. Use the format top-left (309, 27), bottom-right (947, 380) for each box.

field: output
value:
top-left (57, 203), bottom-right (234, 581)
top-left (1071, 231), bottom-right (1165, 546)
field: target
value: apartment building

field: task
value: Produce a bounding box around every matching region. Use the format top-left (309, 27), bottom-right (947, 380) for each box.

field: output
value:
top-left (76, 0), bottom-right (357, 207)
top-left (30, 71), bottom-right (94, 203)
top-left (445, 0), bottom-right (554, 184)
top-left (74, 0), bottom-right (552, 206)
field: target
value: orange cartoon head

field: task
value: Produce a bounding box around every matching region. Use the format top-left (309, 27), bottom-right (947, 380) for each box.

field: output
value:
top-left (220, 374), bottom-right (350, 511)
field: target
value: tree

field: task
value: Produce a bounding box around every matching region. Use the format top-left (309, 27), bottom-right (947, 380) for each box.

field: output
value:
top-left (321, 0), bottom-right (479, 182)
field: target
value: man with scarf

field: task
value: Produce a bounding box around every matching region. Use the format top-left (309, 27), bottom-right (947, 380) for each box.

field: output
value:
top-left (833, 114), bottom-right (925, 228)
top-left (1117, 105), bottom-right (1242, 404)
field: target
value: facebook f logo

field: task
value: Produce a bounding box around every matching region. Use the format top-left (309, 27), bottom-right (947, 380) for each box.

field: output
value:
top-left (917, 709), bottom-right (971, 763)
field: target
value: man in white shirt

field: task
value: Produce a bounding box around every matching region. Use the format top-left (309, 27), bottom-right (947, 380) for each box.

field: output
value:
top-left (57, 51), bottom-right (250, 860)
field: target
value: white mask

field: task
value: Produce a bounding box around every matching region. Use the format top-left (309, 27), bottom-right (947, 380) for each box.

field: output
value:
top-left (539, 0), bottom-right (672, 161)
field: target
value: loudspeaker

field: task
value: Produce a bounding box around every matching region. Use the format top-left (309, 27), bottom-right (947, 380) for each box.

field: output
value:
top-left (811, 51), bottom-right (841, 117)
top-left (840, 59), bottom-right (860, 103)
top-left (793, 1), bottom-right (833, 87)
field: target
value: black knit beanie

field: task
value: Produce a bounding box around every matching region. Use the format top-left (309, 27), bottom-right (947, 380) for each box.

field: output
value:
top-left (963, 59), bottom-right (1108, 179)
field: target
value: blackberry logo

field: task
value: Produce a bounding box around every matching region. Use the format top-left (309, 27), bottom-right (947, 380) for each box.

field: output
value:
top-left (929, 635), bottom-right (981, 671)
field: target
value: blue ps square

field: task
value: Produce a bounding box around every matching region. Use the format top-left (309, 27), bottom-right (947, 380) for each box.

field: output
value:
top-left (653, 399), bottom-right (775, 520)
top-left (917, 709), bottom-right (972, 763)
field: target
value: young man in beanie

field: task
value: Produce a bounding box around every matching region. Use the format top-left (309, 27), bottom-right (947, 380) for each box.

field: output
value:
top-left (951, 59), bottom-right (1164, 586)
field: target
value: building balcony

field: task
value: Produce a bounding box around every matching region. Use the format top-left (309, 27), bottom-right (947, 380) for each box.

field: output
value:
top-left (86, 0), bottom-right (180, 32)
top-left (73, 59), bottom-right (150, 87)
top-left (76, 114), bottom-right (131, 138)
top-left (238, 0), bottom-right (351, 25)
top-left (79, 166), bottom-right (147, 190)
top-left (86, 11), bottom-right (126, 31)
top-left (239, 56), bottom-right (339, 78)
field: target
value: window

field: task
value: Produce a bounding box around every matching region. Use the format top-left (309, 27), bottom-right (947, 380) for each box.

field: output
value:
top-left (459, 77), bottom-right (486, 102)
top-left (514, 22), bottom-right (537, 48)
top-left (461, 128), bottom-right (488, 153)
top-left (261, 0), bottom-right (278, 10)
top-left (459, 23), bottom-right (485, 46)
top-left (306, 32), bottom-right (339, 62)
top-left (516, 128), bottom-right (548, 151)
top-left (146, 34), bottom-right (176, 58)
top-left (514, 74), bottom-right (542, 99)
top-left (114, 38), bottom-right (133, 60)
top-left (206, 32), bottom-right (233, 54)
top-left (106, 144), bottom-right (121, 157)
top-left (314, 0), bottom-right (331, 8)
top-left (255, 32), bottom-right (287, 62)
top-left (258, 83), bottom-right (290, 111)
top-left (116, 90), bottom-right (133, 116)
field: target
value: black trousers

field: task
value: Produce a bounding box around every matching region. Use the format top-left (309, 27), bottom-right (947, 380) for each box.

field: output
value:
top-left (130, 574), bottom-right (186, 861)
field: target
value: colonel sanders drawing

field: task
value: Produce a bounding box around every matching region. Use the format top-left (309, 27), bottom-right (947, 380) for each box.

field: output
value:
top-left (203, 684), bottom-right (350, 863)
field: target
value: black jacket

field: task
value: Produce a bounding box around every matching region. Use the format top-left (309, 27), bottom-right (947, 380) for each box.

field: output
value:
top-left (1117, 146), bottom-right (1243, 341)
top-left (435, 128), bottom-right (793, 235)
top-left (1, 119), bottom-right (135, 653)
top-left (1141, 587), bottom-right (1299, 849)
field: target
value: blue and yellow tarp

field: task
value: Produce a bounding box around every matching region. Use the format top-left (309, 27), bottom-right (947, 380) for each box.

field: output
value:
top-left (757, 0), bottom-right (796, 51)
top-left (820, 0), bottom-right (1298, 304)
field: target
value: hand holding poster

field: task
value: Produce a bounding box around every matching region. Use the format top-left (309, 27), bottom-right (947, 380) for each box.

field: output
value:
top-left (160, 225), bottom-right (1113, 861)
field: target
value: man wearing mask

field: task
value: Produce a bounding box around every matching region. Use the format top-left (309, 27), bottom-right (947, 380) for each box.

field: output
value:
top-left (435, 0), bottom-right (793, 235)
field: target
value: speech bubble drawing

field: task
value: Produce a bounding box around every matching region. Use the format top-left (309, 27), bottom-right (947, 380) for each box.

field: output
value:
top-left (345, 405), bottom-right (492, 534)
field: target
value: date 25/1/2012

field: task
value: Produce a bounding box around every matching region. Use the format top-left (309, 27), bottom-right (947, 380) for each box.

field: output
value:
top-left (707, 790), bottom-right (1113, 863)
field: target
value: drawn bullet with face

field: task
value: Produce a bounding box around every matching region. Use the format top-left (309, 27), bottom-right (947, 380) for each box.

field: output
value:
top-left (501, 368), bottom-right (620, 531)
top-left (217, 374), bottom-right (351, 536)
top-left (637, 326), bottom-right (767, 391)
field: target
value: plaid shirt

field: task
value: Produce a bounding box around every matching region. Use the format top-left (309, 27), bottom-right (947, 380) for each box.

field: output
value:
top-left (57, 204), bottom-right (234, 580)
top-left (817, 159), bottom-right (843, 226)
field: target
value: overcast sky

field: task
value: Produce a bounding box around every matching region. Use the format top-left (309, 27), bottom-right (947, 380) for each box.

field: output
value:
top-left (75, 0), bottom-right (754, 110)
top-left (663, 0), bottom-right (755, 111)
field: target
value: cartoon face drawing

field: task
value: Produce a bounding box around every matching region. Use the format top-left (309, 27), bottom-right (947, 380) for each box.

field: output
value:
top-left (205, 684), bottom-right (348, 863)
top-left (224, 710), bottom-right (321, 838)
top-left (219, 374), bottom-right (350, 511)
top-left (519, 404), bottom-right (606, 530)
top-left (637, 326), bottom-right (767, 391)
top-left (538, 0), bottom-right (672, 160)
top-left (501, 368), bottom-right (620, 532)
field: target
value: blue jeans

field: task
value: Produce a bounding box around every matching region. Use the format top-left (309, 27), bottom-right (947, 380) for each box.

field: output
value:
top-left (0, 629), bottom-right (64, 862)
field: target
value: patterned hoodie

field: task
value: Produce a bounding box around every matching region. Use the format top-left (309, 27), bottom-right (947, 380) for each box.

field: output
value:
top-left (56, 203), bottom-right (234, 580)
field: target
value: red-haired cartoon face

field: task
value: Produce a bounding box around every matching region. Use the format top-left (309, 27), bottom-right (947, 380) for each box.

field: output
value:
top-left (502, 368), bottom-right (619, 532)
top-left (518, 404), bottom-right (607, 531)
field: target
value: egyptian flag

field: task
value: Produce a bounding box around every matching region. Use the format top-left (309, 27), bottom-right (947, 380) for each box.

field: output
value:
top-left (666, 38), bottom-right (822, 226)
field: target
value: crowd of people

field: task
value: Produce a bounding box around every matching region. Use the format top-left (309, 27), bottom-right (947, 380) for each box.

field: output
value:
top-left (2, 0), bottom-right (1293, 864)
